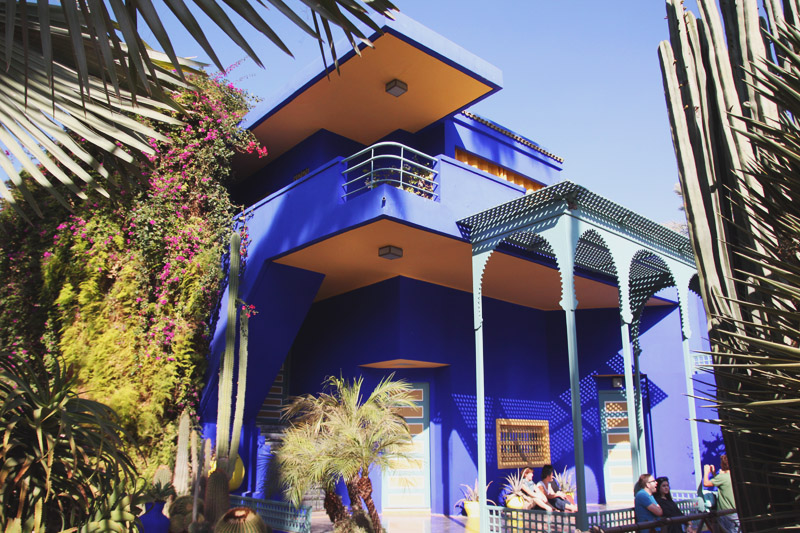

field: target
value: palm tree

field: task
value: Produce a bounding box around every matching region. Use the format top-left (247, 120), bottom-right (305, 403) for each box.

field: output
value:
top-left (660, 0), bottom-right (800, 529)
top-left (0, 0), bottom-right (398, 221)
top-left (278, 374), bottom-right (416, 532)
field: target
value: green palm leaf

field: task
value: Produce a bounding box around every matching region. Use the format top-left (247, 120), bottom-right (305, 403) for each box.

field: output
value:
top-left (0, 0), bottom-right (398, 218)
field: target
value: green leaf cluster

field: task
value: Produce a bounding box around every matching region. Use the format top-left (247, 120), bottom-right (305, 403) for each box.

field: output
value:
top-left (0, 72), bottom-right (260, 481)
top-left (0, 356), bottom-right (141, 531)
top-left (278, 375), bottom-right (416, 532)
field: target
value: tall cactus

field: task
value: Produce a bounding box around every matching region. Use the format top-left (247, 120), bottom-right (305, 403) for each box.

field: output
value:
top-left (659, 0), bottom-right (800, 527)
top-left (173, 410), bottom-right (191, 495)
top-left (190, 429), bottom-right (199, 493)
top-left (216, 232), bottom-right (241, 472)
top-left (228, 309), bottom-right (250, 472)
top-left (204, 468), bottom-right (230, 526)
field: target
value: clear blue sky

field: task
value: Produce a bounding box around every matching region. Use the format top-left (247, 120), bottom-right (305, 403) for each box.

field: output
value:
top-left (160, 1), bottom-right (696, 225)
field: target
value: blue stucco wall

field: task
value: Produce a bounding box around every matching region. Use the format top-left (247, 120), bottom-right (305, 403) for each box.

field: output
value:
top-left (285, 275), bottom-right (697, 514)
top-left (234, 110), bottom-right (562, 209)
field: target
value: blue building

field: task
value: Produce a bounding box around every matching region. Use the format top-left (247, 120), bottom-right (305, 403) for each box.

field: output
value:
top-left (199, 13), bottom-right (718, 523)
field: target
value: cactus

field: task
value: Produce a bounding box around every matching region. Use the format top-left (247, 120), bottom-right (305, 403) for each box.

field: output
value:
top-left (228, 309), bottom-right (249, 474)
top-left (216, 232), bottom-right (241, 472)
top-left (190, 429), bottom-right (199, 489)
top-left (153, 464), bottom-right (173, 491)
top-left (204, 468), bottom-right (230, 526)
top-left (169, 494), bottom-right (201, 533)
top-left (215, 230), bottom-right (254, 483)
top-left (203, 438), bottom-right (213, 480)
top-left (213, 507), bottom-right (271, 533)
top-left (188, 519), bottom-right (212, 533)
top-left (173, 410), bottom-right (191, 495)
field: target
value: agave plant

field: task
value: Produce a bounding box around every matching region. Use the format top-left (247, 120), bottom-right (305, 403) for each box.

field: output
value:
top-left (455, 479), bottom-right (495, 507)
top-left (0, 0), bottom-right (399, 220)
top-left (660, 0), bottom-right (800, 528)
top-left (0, 354), bottom-right (137, 531)
top-left (501, 470), bottom-right (525, 505)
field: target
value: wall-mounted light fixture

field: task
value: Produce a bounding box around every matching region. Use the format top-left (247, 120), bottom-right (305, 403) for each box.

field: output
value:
top-left (385, 79), bottom-right (408, 97)
top-left (611, 376), bottom-right (624, 389)
top-left (378, 245), bottom-right (403, 260)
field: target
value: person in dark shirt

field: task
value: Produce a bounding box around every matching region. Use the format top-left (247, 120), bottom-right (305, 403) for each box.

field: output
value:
top-left (654, 476), bottom-right (687, 533)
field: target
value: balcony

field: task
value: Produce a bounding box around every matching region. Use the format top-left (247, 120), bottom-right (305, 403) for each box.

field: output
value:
top-left (242, 142), bottom-right (530, 269)
top-left (341, 142), bottom-right (439, 201)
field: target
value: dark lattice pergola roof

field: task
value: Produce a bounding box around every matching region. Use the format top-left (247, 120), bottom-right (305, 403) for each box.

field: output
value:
top-left (462, 181), bottom-right (702, 530)
top-left (457, 181), bottom-right (695, 273)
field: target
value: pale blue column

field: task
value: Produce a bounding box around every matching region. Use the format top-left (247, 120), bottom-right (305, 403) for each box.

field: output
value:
top-left (620, 321), bottom-right (641, 479)
top-left (472, 252), bottom-right (492, 533)
top-left (632, 342), bottom-right (647, 473)
top-left (681, 335), bottom-right (702, 488)
top-left (554, 219), bottom-right (588, 531)
top-left (675, 277), bottom-right (702, 488)
top-left (564, 304), bottom-right (588, 531)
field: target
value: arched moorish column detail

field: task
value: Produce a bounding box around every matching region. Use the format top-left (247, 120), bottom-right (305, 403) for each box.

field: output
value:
top-left (577, 228), bottom-right (643, 480)
top-left (471, 249), bottom-right (494, 533)
top-left (457, 181), bottom-right (699, 531)
top-left (628, 250), bottom-right (678, 474)
top-left (538, 214), bottom-right (589, 530)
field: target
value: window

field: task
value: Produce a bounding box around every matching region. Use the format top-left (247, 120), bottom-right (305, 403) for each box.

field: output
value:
top-left (455, 148), bottom-right (543, 193)
top-left (496, 419), bottom-right (550, 469)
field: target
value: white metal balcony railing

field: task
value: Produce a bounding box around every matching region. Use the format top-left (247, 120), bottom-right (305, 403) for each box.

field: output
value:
top-left (341, 142), bottom-right (439, 200)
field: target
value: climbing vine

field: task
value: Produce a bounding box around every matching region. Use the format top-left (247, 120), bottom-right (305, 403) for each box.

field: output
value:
top-left (0, 72), bottom-right (264, 478)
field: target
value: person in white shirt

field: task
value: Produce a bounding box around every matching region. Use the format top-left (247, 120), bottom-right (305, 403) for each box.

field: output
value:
top-left (536, 465), bottom-right (577, 513)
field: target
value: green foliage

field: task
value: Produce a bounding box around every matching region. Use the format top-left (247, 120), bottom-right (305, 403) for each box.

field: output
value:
top-left (0, 72), bottom-right (263, 481)
top-left (0, 355), bottom-right (139, 531)
top-left (278, 375), bottom-right (416, 531)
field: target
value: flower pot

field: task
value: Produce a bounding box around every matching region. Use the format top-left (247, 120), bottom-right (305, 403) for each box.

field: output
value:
top-left (138, 501), bottom-right (170, 533)
top-left (506, 496), bottom-right (525, 509)
top-left (463, 500), bottom-right (480, 517)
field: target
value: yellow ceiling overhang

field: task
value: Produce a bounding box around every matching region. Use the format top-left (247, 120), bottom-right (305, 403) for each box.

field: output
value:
top-left (274, 219), bottom-right (673, 311)
top-left (237, 32), bottom-right (496, 176)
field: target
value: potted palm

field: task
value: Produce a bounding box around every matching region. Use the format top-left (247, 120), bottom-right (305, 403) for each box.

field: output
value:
top-left (455, 480), bottom-right (495, 517)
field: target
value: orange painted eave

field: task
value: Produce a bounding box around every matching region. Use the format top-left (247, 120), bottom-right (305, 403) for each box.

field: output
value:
top-left (235, 32), bottom-right (495, 177)
top-left (274, 220), bottom-right (675, 311)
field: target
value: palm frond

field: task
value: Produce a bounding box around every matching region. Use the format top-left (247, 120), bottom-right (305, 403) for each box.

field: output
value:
top-left (1, 0), bottom-right (397, 217)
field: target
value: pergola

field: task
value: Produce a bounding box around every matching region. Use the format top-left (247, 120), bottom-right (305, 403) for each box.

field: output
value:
top-left (456, 181), bottom-right (701, 531)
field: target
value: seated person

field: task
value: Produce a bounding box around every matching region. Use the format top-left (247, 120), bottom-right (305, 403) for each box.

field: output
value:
top-left (521, 467), bottom-right (553, 511)
top-left (537, 465), bottom-right (578, 513)
top-left (654, 476), bottom-right (687, 533)
top-left (634, 473), bottom-right (664, 533)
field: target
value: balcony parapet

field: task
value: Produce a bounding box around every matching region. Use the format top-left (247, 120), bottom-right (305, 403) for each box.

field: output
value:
top-left (341, 142), bottom-right (439, 201)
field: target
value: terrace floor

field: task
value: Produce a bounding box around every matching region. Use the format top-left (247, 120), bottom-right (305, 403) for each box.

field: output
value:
top-left (309, 505), bottom-right (616, 533)
top-left (310, 511), bottom-right (474, 533)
